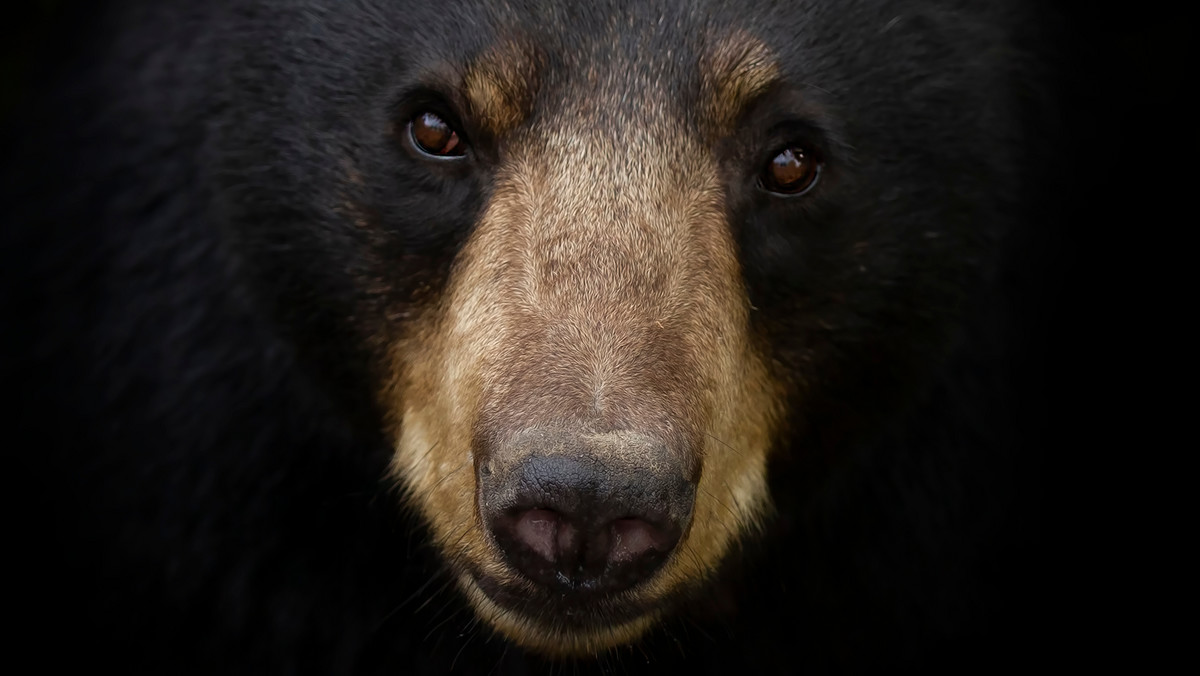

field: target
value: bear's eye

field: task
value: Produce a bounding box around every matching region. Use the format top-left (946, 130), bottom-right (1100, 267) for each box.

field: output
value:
top-left (761, 145), bottom-right (821, 195)
top-left (409, 111), bottom-right (465, 158)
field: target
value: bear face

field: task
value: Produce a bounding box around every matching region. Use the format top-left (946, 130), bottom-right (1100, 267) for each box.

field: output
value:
top-left (204, 0), bottom-right (1024, 656)
top-left (3, 0), bottom-right (1043, 670)
top-left (387, 33), bottom-right (783, 652)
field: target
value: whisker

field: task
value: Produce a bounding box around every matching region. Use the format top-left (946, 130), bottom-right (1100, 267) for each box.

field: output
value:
top-left (412, 576), bottom-right (458, 616)
top-left (449, 616), bottom-right (481, 671)
top-left (705, 431), bottom-right (746, 458)
top-left (373, 571), bottom-right (444, 634)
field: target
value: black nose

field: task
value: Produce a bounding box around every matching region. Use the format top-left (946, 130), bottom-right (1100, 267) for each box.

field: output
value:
top-left (480, 434), bottom-right (694, 595)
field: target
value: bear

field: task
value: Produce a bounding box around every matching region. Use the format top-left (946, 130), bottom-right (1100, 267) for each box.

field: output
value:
top-left (3, 0), bottom-right (1057, 674)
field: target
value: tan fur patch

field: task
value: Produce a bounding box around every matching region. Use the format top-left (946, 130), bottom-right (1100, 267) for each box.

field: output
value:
top-left (701, 31), bottom-right (781, 133)
top-left (381, 34), bottom-right (786, 657)
top-left (463, 40), bottom-right (541, 138)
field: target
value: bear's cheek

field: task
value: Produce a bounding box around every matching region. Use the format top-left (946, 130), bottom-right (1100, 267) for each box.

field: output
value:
top-left (379, 132), bottom-right (785, 654)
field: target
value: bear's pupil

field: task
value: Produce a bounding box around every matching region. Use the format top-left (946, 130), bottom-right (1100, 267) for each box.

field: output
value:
top-left (767, 146), bottom-right (818, 194)
top-left (411, 112), bottom-right (460, 156)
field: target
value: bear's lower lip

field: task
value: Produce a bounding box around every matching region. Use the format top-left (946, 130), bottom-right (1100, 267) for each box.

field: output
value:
top-left (466, 568), bottom-right (657, 629)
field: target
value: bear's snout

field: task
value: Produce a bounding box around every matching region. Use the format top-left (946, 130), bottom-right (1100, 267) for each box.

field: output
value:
top-left (479, 430), bottom-right (695, 595)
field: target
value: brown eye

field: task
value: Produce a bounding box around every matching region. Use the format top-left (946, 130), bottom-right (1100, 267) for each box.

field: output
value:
top-left (409, 111), bottom-right (464, 157)
top-left (762, 145), bottom-right (821, 195)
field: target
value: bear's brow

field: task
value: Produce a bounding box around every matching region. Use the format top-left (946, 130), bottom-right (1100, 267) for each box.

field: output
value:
top-left (702, 31), bottom-right (781, 131)
top-left (463, 39), bottom-right (541, 138)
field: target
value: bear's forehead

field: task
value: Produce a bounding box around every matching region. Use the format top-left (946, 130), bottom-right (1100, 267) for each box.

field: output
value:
top-left (439, 16), bottom-right (784, 142)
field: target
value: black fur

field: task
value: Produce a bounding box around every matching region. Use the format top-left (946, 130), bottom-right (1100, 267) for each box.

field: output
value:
top-left (2, 0), bottom-right (1107, 673)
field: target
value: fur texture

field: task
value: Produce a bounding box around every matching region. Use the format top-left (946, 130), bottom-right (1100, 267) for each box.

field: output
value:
top-left (4, 0), bottom-right (1065, 673)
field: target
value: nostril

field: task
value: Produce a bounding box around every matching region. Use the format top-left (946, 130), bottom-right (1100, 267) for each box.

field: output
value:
top-left (481, 443), bottom-right (695, 595)
top-left (493, 506), bottom-right (683, 594)
top-left (609, 517), bottom-right (675, 564)
top-left (512, 508), bottom-right (570, 563)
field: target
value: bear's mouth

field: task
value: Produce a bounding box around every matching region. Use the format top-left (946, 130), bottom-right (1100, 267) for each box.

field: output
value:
top-left (456, 566), bottom-right (670, 655)
top-left (464, 566), bottom-right (662, 631)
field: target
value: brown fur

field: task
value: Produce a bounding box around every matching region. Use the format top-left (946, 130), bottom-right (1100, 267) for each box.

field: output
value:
top-left (381, 33), bottom-right (786, 656)
top-left (464, 40), bottom-right (542, 139)
top-left (701, 32), bottom-right (781, 135)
